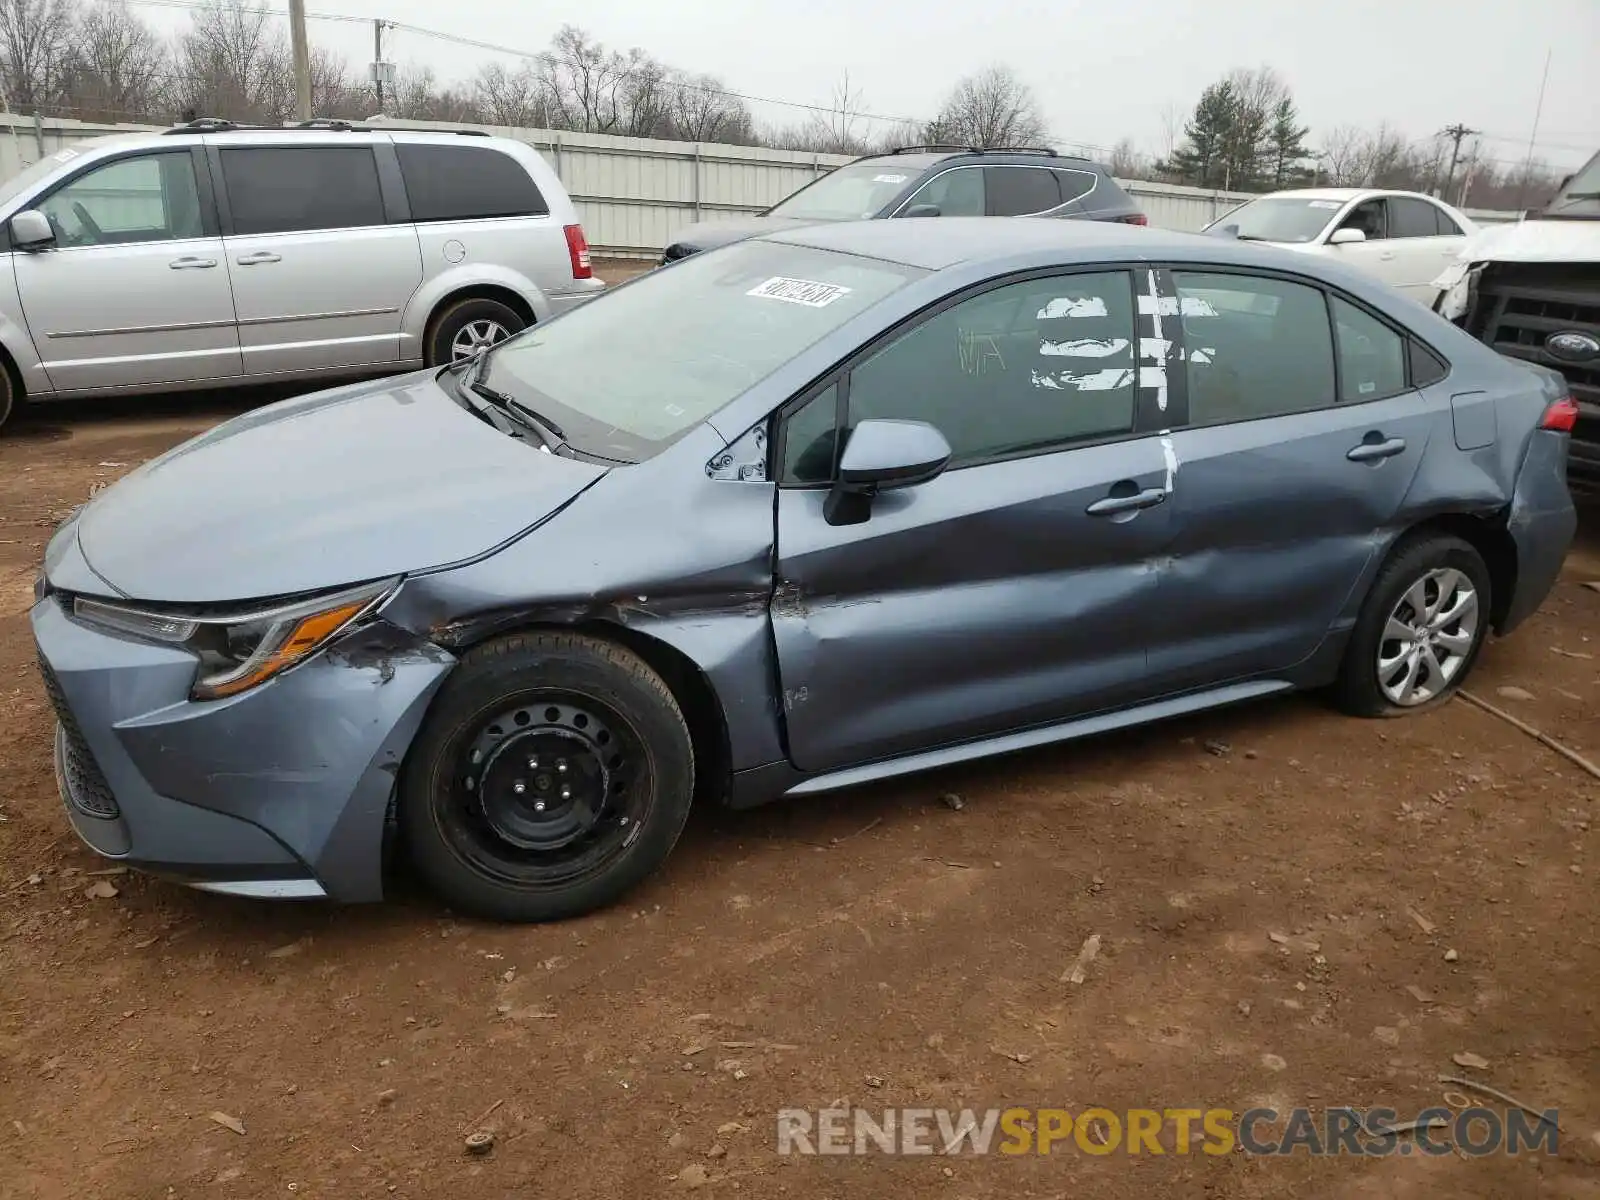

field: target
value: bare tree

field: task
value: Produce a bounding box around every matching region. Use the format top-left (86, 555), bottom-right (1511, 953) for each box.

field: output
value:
top-left (70, 0), bottom-right (167, 122)
top-left (1108, 136), bottom-right (1146, 179)
top-left (540, 25), bottom-right (636, 133)
top-left (1157, 100), bottom-right (1182, 163)
top-left (472, 61), bottom-right (549, 128)
top-left (0, 0), bottom-right (79, 113)
top-left (924, 66), bottom-right (1046, 149)
top-left (172, 0), bottom-right (296, 124)
top-left (667, 72), bottom-right (753, 143)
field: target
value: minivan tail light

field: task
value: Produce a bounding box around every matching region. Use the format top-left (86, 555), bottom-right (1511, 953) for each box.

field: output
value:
top-left (1540, 395), bottom-right (1579, 432)
top-left (564, 223), bottom-right (592, 279)
top-left (1121, 213), bottom-right (1148, 226)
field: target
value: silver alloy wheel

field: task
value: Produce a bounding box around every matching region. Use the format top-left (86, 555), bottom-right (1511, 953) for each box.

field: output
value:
top-left (1376, 567), bottom-right (1479, 707)
top-left (451, 319), bottom-right (510, 361)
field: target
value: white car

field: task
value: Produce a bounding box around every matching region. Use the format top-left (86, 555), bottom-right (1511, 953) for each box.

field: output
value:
top-left (1204, 188), bottom-right (1477, 305)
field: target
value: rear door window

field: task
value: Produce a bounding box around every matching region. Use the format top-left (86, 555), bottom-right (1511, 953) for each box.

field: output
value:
top-left (220, 146), bottom-right (386, 235)
top-left (396, 143), bottom-right (549, 221)
top-left (985, 166), bottom-right (1061, 215)
top-left (1388, 197), bottom-right (1442, 239)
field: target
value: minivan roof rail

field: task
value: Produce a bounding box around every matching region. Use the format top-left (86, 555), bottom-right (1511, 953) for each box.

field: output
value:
top-left (162, 117), bottom-right (489, 137)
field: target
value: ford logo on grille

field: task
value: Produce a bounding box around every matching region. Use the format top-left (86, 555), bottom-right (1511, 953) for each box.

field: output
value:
top-left (1545, 330), bottom-right (1600, 363)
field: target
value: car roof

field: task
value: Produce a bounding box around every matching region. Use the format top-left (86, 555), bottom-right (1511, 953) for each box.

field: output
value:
top-left (1262, 186), bottom-right (1454, 205)
top-left (763, 216), bottom-right (1220, 271)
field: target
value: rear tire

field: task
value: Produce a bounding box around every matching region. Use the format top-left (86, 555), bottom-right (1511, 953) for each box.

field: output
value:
top-left (0, 361), bottom-right (17, 434)
top-left (400, 631), bottom-right (694, 922)
top-left (425, 297), bottom-right (526, 367)
top-left (1333, 534), bottom-right (1491, 717)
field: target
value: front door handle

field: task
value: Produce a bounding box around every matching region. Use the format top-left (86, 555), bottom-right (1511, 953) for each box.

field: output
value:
top-left (235, 251), bottom-right (281, 265)
top-left (169, 256), bottom-right (217, 269)
top-left (1347, 435), bottom-right (1407, 462)
top-left (1086, 487), bottom-right (1167, 516)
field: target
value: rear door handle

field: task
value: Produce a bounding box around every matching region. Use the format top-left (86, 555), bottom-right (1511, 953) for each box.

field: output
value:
top-left (1086, 487), bottom-right (1167, 516)
top-left (235, 251), bottom-right (281, 265)
top-left (169, 256), bottom-right (217, 269)
top-left (1347, 436), bottom-right (1407, 462)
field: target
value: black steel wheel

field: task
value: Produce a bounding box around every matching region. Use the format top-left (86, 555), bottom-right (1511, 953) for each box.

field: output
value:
top-left (401, 632), bottom-right (694, 922)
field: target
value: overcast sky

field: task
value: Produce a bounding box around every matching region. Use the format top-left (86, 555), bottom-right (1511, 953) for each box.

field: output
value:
top-left (142, 0), bottom-right (1599, 171)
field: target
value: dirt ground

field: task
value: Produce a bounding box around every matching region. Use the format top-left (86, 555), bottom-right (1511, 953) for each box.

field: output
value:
top-left (2, 351), bottom-right (1598, 1198)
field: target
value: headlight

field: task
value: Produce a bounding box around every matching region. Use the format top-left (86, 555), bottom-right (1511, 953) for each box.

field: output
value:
top-left (72, 578), bottom-right (398, 701)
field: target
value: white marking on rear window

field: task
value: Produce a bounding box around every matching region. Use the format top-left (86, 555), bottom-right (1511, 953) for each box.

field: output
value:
top-left (1137, 294), bottom-right (1218, 318)
top-left (747, 277), bottom-right (852, 308)
top-left (1032, 367), bottom-right (1135, 391)
top-left (1039, 336), bottom-right (1130, 358)
top-left (872, 173), bottom-right (908, 184)
top-left (1308, 200), bottom-right (1341, 209)
top-left (1037, 296), bottom-right (1108, 319)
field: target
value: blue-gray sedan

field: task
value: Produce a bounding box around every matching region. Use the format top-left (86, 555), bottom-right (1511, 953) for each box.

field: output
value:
top-left (32, 218), bottom-right (1579, 921)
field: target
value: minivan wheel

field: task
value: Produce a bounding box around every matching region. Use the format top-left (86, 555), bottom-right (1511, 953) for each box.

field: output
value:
top-left (400, 631), bottom-right (695, 922)
top-left (426, 297), bottom-right (527, 367)
top-left (1333, 534), bottom-right (1491, 717)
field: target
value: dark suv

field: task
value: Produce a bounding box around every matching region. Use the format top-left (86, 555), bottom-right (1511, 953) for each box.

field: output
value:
top-left (660, 145), bottom-right (1145, 264)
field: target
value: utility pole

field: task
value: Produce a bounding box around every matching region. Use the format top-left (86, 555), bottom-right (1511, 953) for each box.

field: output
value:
top-left (1438, 123), bottom-right (1480, 203)
top-left (288, 0), bottom-right (312, 121)
top-left (373, 19), bottom-right (385, 112)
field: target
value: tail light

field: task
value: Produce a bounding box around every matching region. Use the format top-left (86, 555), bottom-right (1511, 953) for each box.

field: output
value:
top-left (1540, 395), bottom-right (1579, 432)
top-left (1120, 213), bottom-right (1148, 226)
top-left (563, 224), bottom-right (592, 279)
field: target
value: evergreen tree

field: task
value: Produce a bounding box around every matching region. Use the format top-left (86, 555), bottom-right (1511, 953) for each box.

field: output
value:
top-left (1267, 97), bottom-right (1313, 188)
top-left (1160, 80), bottom-right (1236, 189)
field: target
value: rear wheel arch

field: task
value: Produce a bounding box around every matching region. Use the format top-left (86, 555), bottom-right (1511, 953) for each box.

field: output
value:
top-left (1393, 513), bottom-right (1517, 631)
top-left (422, 285), bottom-right (536, 365)
top-left (0, 340), bottom-right (23, 432)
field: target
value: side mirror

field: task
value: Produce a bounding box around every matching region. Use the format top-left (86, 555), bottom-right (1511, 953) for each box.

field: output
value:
top-left (902, 204), bottom-right (942, 218)
top-left (10, 209), bottom-right (55, 250)
top-left (1328, 227), bottom-right (1366, 245)
top-left (824, 418), bottom-right (951, 526)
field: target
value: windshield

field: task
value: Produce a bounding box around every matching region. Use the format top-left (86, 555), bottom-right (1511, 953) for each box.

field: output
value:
top-left (1542, 149), bottom-right (1600, 216)
top-left (766, 162), bottom-right (920, 220)
top-left (481, 239), bottom-right (925, 460)
top-left (1206, 196), bottom-right (1346, 243)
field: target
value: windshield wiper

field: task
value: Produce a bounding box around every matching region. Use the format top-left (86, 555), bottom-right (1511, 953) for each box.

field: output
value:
top-left (456, 354), bottom-right (568, 453)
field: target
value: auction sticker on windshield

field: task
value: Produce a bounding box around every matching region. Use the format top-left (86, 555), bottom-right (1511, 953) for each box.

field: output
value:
top-left (747, 277), bottom-right (854, 308)
top-left (1308, 200), bottom-right (1341, 209)
top-left (873, 174), bottom-right (908, 183)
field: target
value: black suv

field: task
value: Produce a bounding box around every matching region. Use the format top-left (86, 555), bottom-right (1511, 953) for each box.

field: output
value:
top-left (660, 145), bottom-right (1146, 264)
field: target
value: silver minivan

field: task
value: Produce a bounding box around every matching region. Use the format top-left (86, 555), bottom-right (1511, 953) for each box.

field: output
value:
top-left (0, 118), bottom-right (605, 431)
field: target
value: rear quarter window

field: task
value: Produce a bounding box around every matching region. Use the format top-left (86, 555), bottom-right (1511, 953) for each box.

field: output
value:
top-left (397, 144), bottom-right (549, 221)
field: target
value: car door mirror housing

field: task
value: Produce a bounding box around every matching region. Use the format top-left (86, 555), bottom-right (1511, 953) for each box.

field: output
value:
top-left (1329, 227), bottom-right (1366, 245)
top-left (902, 204), bottom-right (942, 218)
top-left (10, 209), bottom-right (55, 250)
top-left (824, 418), bottom-right (951, 525)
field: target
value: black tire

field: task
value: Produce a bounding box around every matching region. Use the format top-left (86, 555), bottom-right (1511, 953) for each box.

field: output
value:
top-left (1333, 534), bottom-right (1491, 718)
top-left (400, 631), bottom-right (694, 922)
top-left (0, 360), bottom-right (16, 434)
top-left (425, 297), bottom-right (527, 367)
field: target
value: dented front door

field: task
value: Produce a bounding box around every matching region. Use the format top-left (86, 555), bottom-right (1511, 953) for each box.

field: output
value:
top-left (768, 267), bottom-right (1177, 774)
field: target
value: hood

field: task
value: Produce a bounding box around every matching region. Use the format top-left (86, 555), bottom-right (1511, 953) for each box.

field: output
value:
top-left (663, 215), bottom-right (822, 257)
top-left (75, 371), bottom-right (607, 604)
top-left (1449, 218), bottom-right (1600, 268)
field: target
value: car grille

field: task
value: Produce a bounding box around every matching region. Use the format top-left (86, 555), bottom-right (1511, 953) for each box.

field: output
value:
top-left (37, 652), bottom-right (120, 819)
top-left (1467, 262), bottom-right (1600, 411)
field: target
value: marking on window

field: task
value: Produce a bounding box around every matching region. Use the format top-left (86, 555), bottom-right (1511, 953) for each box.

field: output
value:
top-left (1141, 269), bottom-right (1168, 412)
top-left (1160, 433), bottom-right (1179, 490)
top-left (747, 277), bottom-right (852, 308)
top-left (872, 173), bottom-right (908, 184)
top-left (1039, 337), bottom-right (1130, 359)
top-left (1308, 200), bottom-right (1342, 209)
top-left (958, 329), bottom-right (1005, 375)
top-left (1037, 296), bottom-right (1107, 319)
top-left (1032, 367), bottom-right (1135, 392)
top-left (1137, 294), bottom-right (1218, 318)
top-left (52, 147), bottom-right (78, 163)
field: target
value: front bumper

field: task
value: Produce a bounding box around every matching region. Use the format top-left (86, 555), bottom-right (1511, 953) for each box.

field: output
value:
top-left (31, 593), bottom-right (455, 902)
